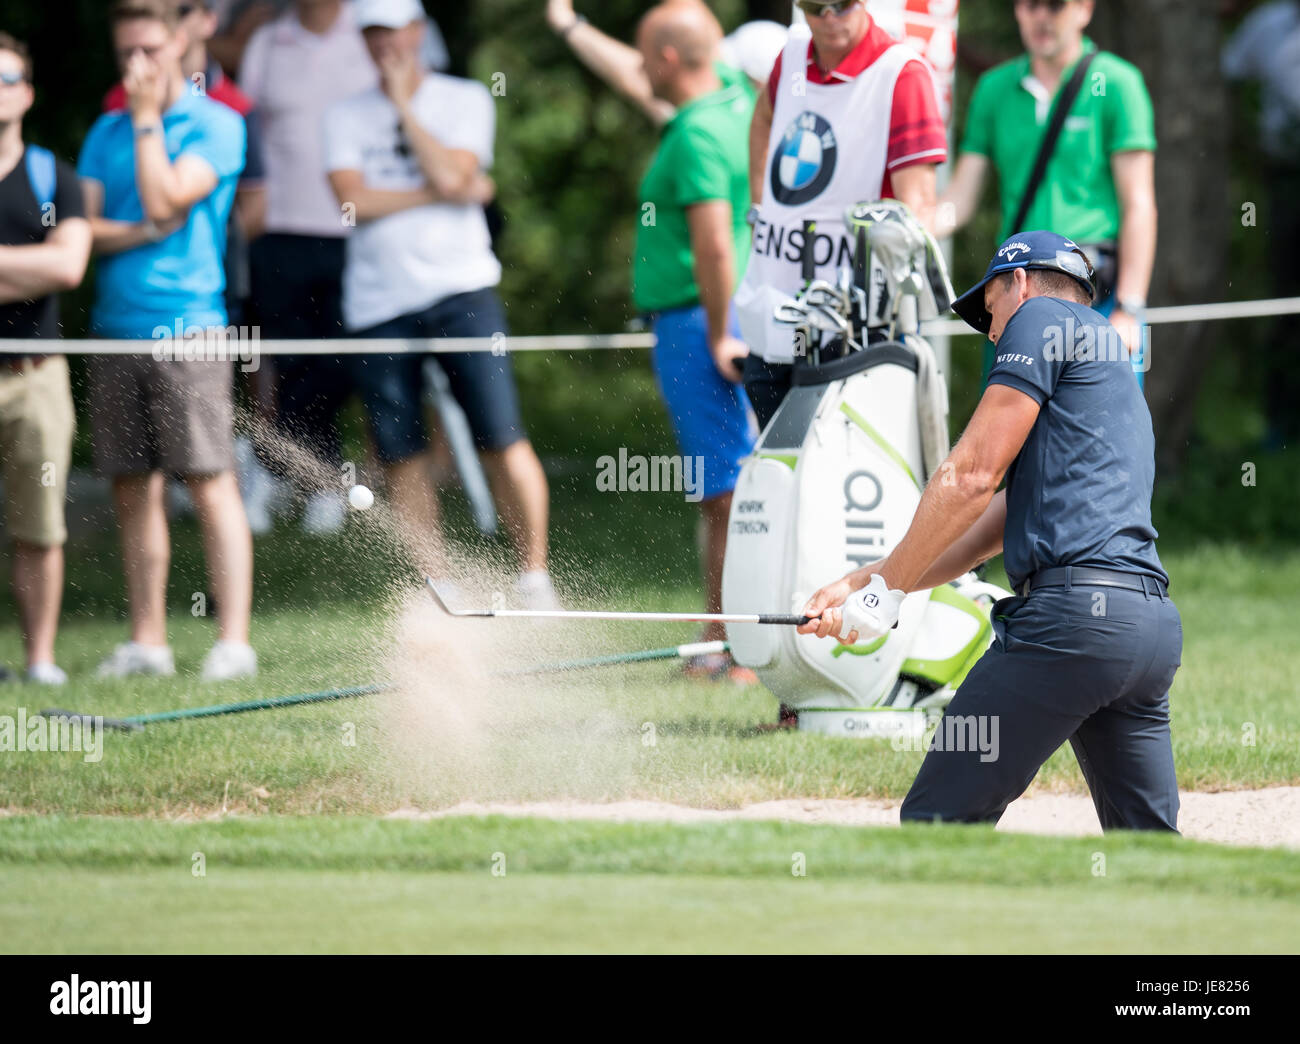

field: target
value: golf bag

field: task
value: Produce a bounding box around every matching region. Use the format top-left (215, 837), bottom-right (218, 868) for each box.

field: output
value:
top-left (722, 201), bottom-right (1012, 737)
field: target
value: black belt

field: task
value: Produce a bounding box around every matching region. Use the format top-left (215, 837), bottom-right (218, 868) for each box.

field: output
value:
top-left (1020, 566), bottom-right (1167, 598)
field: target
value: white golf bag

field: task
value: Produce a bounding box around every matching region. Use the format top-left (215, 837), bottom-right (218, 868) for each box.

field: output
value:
top-left (722, 201), bottom-right (1012, 738)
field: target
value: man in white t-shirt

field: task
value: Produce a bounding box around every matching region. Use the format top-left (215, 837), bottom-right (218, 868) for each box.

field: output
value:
top-left (324, 0), bottom-right (558, 608)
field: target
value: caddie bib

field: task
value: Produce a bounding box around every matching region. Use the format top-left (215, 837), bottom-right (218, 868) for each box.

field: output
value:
top-left (734, 30), bottom-right (920, 362)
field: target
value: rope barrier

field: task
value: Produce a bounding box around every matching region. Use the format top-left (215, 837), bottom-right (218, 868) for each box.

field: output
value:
top-left (3, 297), bottom-right (1298, 354)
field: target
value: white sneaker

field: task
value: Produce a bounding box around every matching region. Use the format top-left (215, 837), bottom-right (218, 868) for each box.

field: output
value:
top-left (515, 570), bottom-right (562, 611)
top-left (26, 662), bottom-right (68, 686)
top-left (200, 640), bottom-right (258, 682)
top-left (301, 491), bottom-right (346, 535)
top-left (96, 642), bottom-right (176, 679)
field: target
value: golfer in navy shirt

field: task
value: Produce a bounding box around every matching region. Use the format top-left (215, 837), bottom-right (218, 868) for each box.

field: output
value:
top-left (799, 230), bottom-right (1182, 833)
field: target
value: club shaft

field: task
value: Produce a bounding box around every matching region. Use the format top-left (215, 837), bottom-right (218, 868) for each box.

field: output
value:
top-left (457, 608), bottom-right (810, 625)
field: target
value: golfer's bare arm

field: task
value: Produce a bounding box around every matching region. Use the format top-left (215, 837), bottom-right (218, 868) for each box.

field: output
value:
top-left (1110, 149), bottom-right (1157, 305)
top-left (549, 2), bottom-right (674, 126)
top-left (934, 151), bottom-right (989, 239)
top-left (749, 87), bottom-right (773, 206)
top-left (911, 490), bottom-right (1007, 590)
top-left (0, 216), bottom-right (91, 303)
top-left (889, 162), bottom-right (939, 236)
top-left (874, 384), bottom-right (1039, 593)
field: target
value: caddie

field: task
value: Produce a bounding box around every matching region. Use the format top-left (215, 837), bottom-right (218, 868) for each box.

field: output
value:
top-left (798, 230), bottom-right (1182, 832)
top-left (733, 0), bottom-right (948, 429)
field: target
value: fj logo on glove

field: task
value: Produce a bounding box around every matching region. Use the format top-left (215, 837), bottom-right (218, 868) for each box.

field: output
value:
top-left (864, 594), bottom-right (879, 608)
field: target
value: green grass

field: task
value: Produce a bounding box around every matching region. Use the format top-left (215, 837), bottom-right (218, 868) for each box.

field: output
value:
top-left (0, 816), bottom-right (1296, 953)
top-left (1, 483), bottom-right (1298, 815)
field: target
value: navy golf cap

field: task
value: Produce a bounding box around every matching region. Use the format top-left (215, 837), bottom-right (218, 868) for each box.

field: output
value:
top-left (951, 230), bottom-right (1097, 334)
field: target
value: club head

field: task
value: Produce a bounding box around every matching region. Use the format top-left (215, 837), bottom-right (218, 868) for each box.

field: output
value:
top-left (774, 301), bottom-right (812, 326)
top-left (425, 577), bottom-right (476, 617)
top-left (810, 307), bottom-right (849, 334)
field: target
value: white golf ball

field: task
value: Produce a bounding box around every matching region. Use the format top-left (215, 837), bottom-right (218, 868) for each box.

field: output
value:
top-left (348, 484), bottom-right (374, 511)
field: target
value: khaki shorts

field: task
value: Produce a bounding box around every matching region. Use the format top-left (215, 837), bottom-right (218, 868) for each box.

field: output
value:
top-left (0, 356), bottom-right (75, 547)
top-left (89, 355), bottom-right (235, 478)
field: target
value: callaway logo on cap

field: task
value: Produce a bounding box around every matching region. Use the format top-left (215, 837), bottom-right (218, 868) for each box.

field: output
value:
top-left (951, 230), bottom-right (1097, 334)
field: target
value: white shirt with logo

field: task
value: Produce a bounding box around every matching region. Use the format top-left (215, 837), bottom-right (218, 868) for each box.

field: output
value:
top-left (323, 74), bottom-right (502, 331)
top-left (734, 29), bottom-right (919, 362)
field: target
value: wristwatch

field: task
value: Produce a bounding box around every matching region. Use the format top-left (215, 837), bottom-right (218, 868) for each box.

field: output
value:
top-left (133, 121), bottom-right (163, 139)
top-left (746, 205), bottom-right (761, 228)
top-left (1117, 297), bottom-right (1147, 315)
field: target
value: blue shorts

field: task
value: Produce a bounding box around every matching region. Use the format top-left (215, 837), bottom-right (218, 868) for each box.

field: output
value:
top-left (650, 305), bottom-right (757, 501)
top-left (349, 288), bottom-right (526, 462)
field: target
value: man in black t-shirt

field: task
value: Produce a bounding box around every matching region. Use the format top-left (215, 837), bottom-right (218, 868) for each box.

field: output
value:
top-left (0, 33), bottom-right (92, 685)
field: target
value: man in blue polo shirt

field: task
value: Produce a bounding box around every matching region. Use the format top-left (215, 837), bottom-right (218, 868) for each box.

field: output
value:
top-left (78, 0), bottom-right (256, 682)
top-left (799, 231), bottom-right (1182, 833)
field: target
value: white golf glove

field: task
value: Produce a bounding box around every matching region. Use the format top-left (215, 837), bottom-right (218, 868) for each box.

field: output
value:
top-left (839, 573), bottom-right (907, 642)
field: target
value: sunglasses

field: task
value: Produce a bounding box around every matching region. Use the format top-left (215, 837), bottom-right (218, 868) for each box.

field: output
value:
top-left (795, 0), bottom-right (860, 17)
top-left (0, 70), bottom-right (26, 86)
top-left (1015, 0), bottom-right (1074, 12)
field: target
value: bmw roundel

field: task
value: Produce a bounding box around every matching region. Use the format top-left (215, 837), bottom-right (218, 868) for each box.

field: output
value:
top-left (770, 112), bottom-right (838, 206)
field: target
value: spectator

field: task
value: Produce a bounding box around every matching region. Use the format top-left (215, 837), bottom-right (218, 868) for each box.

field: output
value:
top-left (78, 0), bottom-right (256, 681)
top-left (938, 0), bottom-right (1157, 386)
top-left (733, 0), bottom-right (949, 428)
top-left (324, 0), bottom-right (559, 609)
top-left (1223, 0), bottom-right (1300, 449)
top-left (238, 0), bottom-right (377, 535)
top-left (0, 34), bottom-right (92, 685)
top-left (549, 1), bottom-right (759, 682)
top-left (208, 0), bottom-right (449, 79)
top-left (546, 0), bottom-right (782, 125)
top-left (104, 0), bottom-right (277, 531)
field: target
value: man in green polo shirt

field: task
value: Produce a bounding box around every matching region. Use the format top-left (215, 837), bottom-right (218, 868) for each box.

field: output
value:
top-left (938, 0), bottom-right (1157, 386)
top-left (550, 1), bottom-right (759, 682)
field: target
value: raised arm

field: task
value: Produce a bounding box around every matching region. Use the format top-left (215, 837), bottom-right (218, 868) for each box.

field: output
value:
top-left (547, 0), bottom-right (674, 126)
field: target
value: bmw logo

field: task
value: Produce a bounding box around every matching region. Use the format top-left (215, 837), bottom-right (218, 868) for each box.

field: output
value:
top-left (770, 112), bottom-right (838, 206)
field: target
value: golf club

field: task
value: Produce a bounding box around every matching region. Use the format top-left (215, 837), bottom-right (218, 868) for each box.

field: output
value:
top-left (427, 578), bottom-right (814, 626)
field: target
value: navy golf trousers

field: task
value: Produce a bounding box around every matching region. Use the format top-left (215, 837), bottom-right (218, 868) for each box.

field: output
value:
top-left (900, 580), bottom-right (1183, 832)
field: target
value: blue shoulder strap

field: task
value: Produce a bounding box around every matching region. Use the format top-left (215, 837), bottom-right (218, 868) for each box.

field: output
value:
top-left (24, 145), bottom-right (57, 211)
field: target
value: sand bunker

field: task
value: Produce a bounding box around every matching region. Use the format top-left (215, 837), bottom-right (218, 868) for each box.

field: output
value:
top-left (388, 787), bottom-right (1300, 850)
